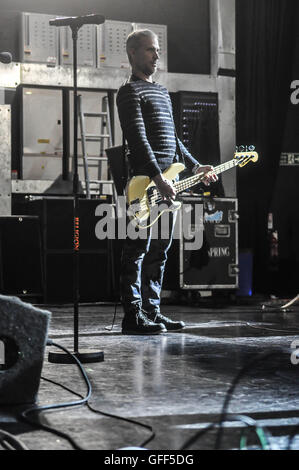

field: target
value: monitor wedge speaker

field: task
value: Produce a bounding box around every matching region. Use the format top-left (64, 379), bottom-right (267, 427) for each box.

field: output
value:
top-left (0, 295), bottom-right (51, 405)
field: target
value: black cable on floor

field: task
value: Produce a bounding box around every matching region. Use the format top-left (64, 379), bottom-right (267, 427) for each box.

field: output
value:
top-left (179, 422), bottom-right (215, 450)
top-left (0, 429), bottom-right (29, 451)
top-left (286, 425), bottom-right (299, 450)
top-left (41, 375), bottom-right (155, 448)
top-left (19, 340), bottom-right (92, 450)
top-left (182, 348), bottom-right (299, 450)
top-left (180, 349), bottom-right (284, 450)
top-left (214, 349), bottom-right (284, 450)
top-left (180, 414), bottom-right (271, 450)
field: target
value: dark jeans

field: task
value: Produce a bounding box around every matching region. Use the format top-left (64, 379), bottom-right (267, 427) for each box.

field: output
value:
top-left (121, 208), bottom-right (177, 315)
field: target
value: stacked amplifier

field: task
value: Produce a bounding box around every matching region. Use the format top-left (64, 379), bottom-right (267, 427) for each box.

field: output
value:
top-left (4, 12), bottom-right (168, 70)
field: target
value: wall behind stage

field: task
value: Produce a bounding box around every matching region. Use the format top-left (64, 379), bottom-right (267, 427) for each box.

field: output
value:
top-left (271, 27), bottom-right (299, 296)
top-left (0, 0), bottom-right (211, 74)
top-left (282, 29), bottom-right (299, 152)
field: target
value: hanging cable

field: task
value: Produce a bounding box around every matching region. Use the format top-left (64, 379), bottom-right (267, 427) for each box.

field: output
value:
top-left (105, 301), bottom-right (118, 331)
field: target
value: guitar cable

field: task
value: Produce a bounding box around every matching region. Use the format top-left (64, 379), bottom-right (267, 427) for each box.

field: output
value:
top-left (40, 375), bottom-right (155, 448)
top-left (214, 349), bottom-right (286, 450)
top-left (20, 340), bottom-right (155, 450)
top-left (180, 415), bottom-right (271, 451)
top-left (19, 340), bottom-right (91, 450)
top-left (0, 429), bottom-right (29, 451)
top-left (105, 301), bottom-right (118, 331)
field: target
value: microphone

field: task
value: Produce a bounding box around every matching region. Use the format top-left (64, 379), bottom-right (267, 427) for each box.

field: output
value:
top-left (0, 52), bottom-right (12, 64)
top-left (49, 13), bottom-right (105, 28)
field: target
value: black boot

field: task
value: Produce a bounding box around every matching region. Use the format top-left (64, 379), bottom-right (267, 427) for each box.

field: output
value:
top-left (122, 307), bottom-right (166, 335)
top-left (147, 311), bottom-right (185, 331)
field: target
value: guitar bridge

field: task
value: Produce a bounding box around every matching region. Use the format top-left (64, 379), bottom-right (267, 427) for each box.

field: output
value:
top-left (147, 187), bottom-right (160, 207)
top-left (127, 199), bottom-right (142, 217)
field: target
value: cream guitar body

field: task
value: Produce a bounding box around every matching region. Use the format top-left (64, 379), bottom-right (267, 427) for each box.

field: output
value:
top-left (126, 163), bottom-right (185, 228)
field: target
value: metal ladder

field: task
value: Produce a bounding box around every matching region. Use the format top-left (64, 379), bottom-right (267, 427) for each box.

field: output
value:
top-left (77, 93), bottom-right (118, 298)
top-left (78, 94), bottom-right (115, 199)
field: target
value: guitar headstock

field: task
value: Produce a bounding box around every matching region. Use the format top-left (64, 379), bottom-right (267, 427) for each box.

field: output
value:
top-left (234, 145), bottom-right (259, 168)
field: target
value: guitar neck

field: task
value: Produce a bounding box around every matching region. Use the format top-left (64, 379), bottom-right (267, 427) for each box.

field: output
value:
top-left (174, 158), bottom-right (238, 193)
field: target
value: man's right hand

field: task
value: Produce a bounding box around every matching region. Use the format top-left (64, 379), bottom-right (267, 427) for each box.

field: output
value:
top-left (152, 173), bottom-right (176, 201)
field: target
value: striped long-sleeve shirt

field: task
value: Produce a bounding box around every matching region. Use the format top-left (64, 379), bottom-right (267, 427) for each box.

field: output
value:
top-left (116, 75), bottom-right (199, 178)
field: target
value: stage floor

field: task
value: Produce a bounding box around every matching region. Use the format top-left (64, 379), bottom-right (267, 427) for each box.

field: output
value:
top-left (2, 299), bottom-right (299, 450)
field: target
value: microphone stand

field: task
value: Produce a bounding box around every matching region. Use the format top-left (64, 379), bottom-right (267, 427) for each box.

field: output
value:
top-left (48, 21), bottom-right (104, 364)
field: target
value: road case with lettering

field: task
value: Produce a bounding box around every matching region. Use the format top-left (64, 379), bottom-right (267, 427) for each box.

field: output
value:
top-left (164, 197), bottom-right (239, 290)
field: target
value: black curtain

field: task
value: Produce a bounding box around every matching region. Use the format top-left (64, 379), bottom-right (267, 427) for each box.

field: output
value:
top-left (236, 0), bottom-right (298, 294)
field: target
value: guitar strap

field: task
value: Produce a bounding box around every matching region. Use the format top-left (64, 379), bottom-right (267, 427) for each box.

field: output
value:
top-left (120, 76), bottom-right (134, 182)
top-left (122, 134), bottom-right (132, 181)
top-left (174, 126), bottom-right (187, 167)
top-left (164, 95), bottom-right (187, 167)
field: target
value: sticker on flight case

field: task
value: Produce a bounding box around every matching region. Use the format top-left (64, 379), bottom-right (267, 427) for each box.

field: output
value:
top-left (204, 210), bottom-right (223, 223)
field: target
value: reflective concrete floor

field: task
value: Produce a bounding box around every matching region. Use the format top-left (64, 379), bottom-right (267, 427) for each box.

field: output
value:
top-left (2, 299), bottom-right (299, 450)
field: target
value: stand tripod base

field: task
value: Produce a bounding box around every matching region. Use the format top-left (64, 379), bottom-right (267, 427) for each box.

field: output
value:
top-left (48, 349), bottom-right (104, 364)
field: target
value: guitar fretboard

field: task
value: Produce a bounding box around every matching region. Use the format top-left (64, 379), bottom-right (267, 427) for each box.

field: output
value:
top-left (174, 159), bottom-right (238, 194)
top-left (138, 151), bottom-right (257, 212)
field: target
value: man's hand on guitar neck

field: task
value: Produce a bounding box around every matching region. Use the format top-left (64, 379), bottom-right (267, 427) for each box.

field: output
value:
top-left (195, 165), bottom-right (218, 186)
top-left (152, 173), bottom-right (176, 201)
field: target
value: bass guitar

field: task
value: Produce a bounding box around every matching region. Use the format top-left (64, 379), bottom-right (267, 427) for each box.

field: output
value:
top-left (126, 151), bottom-right (258, 229)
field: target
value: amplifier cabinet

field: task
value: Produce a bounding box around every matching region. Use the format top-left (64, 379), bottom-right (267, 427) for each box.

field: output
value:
top-left (164, 197), bottom-right (239, 290)
top-left (97, 20), bottom-right (133, 68)
top-left (12, 196), bottom-right (115, 303)
top-left (20, 12), bottom-right (59, 66)
top-left (60, 24), bottom-right (97, 67)
top-left (0, 216), bottom-right (43, 298)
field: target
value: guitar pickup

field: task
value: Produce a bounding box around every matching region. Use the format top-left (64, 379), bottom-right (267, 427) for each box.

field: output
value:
top-left (127, 199), bottom-right (142, 217)
top-left (147, 187), bottom-right (159, 206)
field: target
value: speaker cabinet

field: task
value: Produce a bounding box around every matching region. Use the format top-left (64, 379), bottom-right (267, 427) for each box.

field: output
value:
top-left (0, 216), bottom-right (43, 299)
top-left (0, 295), bottom-right (50, 405)
top-left (171, 91), bottom-right (225, 197)
top-left (12, 196), bottom-right (116, 302)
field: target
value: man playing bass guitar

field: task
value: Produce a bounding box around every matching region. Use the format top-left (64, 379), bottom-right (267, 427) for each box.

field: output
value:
top-left (116, 29), bottom-right (218, 335)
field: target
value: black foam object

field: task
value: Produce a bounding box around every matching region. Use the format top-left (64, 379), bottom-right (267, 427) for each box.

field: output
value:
top-left (106, 145), bottom-right (128, 196)
top-left (0, 295), bottom-right (51, 405)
